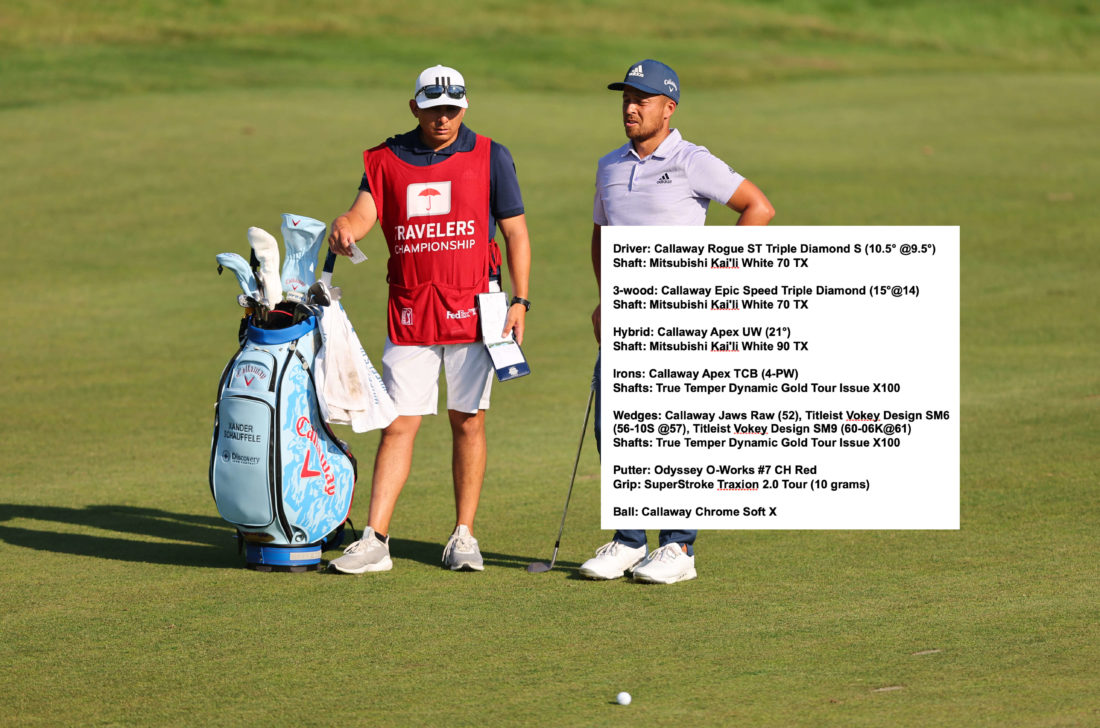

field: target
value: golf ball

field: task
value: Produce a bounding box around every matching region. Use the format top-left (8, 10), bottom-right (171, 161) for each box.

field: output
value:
top-left (616, 691), bottom-right (632, 706)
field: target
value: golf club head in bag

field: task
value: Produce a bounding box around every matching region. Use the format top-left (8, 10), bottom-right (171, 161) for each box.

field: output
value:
top-left (216, 252), bottom-right (261, 300)
top-left (307, 280), bottom-right (332, 307)
top-left (280, 214), bottom-right (327, 303)
top-left (248, 226), bottom-right (283, 308)
top-left (291, 302), bottom-right (317, 326)
top-left (255, 301), bottom-right (297, 330)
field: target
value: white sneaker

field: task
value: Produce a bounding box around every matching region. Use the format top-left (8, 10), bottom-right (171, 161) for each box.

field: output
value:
top-left (328, 527), bottom-right (393, 574)
top-left (632, 543), bottom-right (696, 584)
top-left (442, 525), bottom-right (484, 571)
top-left (578, 540), bottom-right (647, 580)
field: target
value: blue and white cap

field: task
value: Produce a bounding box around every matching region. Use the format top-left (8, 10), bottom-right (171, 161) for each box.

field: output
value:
top-left (413, 64), bottom-right (469, 109)
top-left (608, 59), bottom-right (680, 103)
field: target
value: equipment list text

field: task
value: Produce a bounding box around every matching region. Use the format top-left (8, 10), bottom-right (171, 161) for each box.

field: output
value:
top-left (600, 226), bottom-right (959, 529)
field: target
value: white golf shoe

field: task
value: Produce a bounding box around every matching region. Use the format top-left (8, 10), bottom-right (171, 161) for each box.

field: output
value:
top-left (578, 540), bottom-right (647, 580)
top-left (442, 525), bottom-right (484, 571)
top-left (631, 542), bottom-right (696, 584)
top-left (328, 527), bottom-right (393, 574)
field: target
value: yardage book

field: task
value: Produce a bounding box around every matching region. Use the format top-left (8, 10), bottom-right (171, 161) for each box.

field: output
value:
top-left (477, 291), bottom-right (530, 382)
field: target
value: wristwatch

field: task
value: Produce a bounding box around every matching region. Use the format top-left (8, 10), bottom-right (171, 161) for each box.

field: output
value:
top-left (510, 296), bottom-right (531, 312)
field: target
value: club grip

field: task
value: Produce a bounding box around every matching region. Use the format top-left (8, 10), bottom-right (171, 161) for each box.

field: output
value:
top-left (321, 248), bottom-right (337, 286)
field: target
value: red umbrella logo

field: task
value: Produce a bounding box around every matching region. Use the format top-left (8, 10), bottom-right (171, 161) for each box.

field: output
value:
top-left (418, 187), bottom-right (441, 211)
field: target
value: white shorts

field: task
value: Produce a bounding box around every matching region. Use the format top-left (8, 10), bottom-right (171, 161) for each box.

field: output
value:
top-left (381, 338), bottom-right (493, 416)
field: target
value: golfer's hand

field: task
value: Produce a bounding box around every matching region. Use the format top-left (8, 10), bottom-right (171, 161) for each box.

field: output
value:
top-left (328, 217), bottom-right (356, 256)
top-left (591, 303), bottom-right (601, 344)
top-left (503, 304), bottom-right (526, 346)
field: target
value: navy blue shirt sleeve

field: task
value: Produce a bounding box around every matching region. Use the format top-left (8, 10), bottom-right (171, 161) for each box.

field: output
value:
top-left (490, 141), bottom-right (524, 220)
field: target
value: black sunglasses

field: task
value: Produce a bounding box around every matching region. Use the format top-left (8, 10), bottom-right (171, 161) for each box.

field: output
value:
top-left (416, 84), bottom-right (466, 100)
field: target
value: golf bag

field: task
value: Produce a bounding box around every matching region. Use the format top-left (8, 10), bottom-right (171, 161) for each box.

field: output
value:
top-left (209, 309), bottom-right (358, 571)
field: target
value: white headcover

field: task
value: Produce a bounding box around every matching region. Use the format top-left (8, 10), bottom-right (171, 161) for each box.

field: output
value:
top-left (247, 227), bottom-right (282, 307)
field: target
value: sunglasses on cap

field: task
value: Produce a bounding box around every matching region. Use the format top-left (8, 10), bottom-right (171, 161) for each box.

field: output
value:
top-left (416, 84), bottom-right (466, 100)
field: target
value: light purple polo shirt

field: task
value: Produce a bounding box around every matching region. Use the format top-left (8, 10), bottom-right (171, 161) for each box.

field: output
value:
top-left (593, 129), bottom-right (745, 226)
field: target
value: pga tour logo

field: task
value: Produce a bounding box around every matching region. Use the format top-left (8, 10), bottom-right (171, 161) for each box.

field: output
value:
top-left (406, 181), bottom-right (451, 218)
top-left (401, 307), bottom-right (414, 325)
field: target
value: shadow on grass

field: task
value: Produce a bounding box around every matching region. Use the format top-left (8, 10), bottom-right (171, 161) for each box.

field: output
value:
top-left (387, 536), bottom-right (581, 572)
top-left (0, 504), bottom-right (576, 573)
top-left (0, 503), bottom-right (241, 568)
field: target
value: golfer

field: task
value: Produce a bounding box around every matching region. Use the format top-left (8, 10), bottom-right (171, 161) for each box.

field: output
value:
top-left (327, 64), bottom-right (532, 573)
top-left (581, 59), bottom-right (775, 584)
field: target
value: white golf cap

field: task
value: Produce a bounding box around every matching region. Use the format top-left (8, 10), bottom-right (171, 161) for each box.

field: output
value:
top-left (413, 65), bottom-right (468, 109)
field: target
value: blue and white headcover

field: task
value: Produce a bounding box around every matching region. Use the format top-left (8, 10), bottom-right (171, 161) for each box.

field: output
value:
top-left (280, 213), bottom-right (327, 302)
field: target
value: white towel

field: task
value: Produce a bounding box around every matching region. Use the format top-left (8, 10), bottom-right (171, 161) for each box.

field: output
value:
top-left (315, 302), bottom-right (397, 433)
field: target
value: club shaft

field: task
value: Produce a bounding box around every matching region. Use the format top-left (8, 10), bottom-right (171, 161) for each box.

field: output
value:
top-left (546, 387), bottom-right (594, 568)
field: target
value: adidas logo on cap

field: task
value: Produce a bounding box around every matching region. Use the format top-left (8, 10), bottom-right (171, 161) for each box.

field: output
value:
top-left (610, 60), bottom-right (680, 103)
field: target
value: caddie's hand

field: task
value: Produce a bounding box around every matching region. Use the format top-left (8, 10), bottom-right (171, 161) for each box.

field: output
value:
top-left (591, 303), bottom-right (601, 344)
top-left (328, 217), bottom-right (356, 256)
top-left (502, 304), bottom-right (526, 346)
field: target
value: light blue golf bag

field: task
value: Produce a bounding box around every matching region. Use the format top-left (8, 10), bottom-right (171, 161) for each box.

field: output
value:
top-left (209, 256), bottom-right (358, 571)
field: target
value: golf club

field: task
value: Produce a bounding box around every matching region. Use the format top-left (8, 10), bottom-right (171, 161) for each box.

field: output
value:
top-left (216, 252), bottom-right (260, 300)
top-left (306, 280), bottom-right (332, 307)
top-left (291, 301), bottom-right (316, 325)
top-left (280, 213), bottom-right (326, 302)
top-left (248, 226), bottom-right (283, 308)
top-left (527, 385), bottom-right (595, 573)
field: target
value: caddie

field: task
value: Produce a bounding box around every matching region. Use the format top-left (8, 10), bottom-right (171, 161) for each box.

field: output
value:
top-left (582, 59), bottom-right (775, 584)
top-left (327, 64), bottom-right (532, 573)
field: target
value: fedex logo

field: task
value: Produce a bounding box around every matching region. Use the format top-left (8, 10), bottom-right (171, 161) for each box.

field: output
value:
top-left (406, 181), bottom-right (452, 218)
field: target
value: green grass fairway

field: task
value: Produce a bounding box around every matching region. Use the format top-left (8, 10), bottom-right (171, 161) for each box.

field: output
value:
top-left (1, 2), bottom-right (1097, 726)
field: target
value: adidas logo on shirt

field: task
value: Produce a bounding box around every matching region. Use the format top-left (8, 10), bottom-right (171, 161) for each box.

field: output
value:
top-left (656, 172), bottom-right (672, 184)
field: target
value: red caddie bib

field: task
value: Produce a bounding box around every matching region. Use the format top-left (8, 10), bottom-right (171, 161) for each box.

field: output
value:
top-left (364, 135), bottom-right (498, 346)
